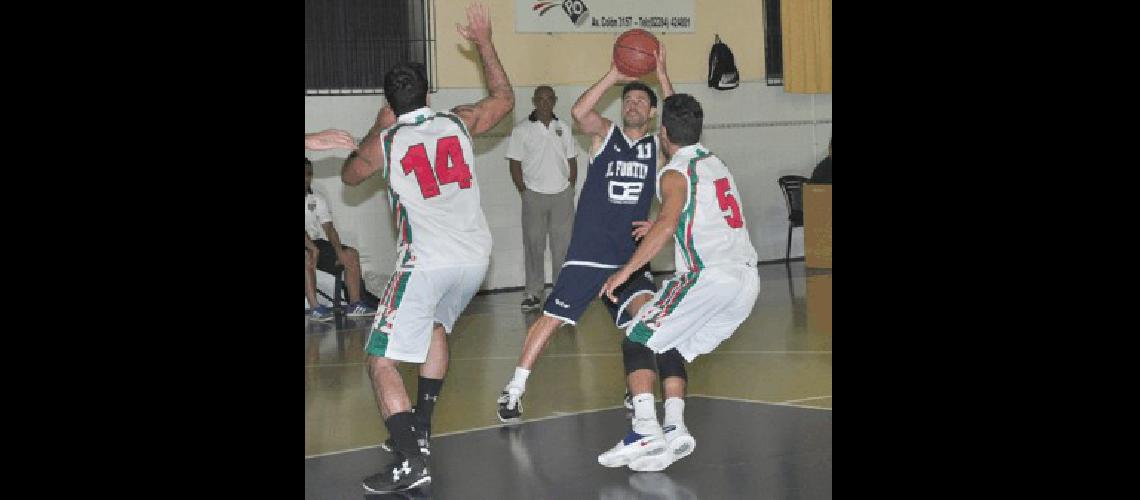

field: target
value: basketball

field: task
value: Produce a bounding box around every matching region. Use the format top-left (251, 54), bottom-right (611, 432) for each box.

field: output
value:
top-left (613, 29), bottom-right (659, 77)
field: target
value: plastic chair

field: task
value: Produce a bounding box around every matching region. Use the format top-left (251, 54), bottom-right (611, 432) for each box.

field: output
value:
top-left (777, 175), bottom-right (810, 262)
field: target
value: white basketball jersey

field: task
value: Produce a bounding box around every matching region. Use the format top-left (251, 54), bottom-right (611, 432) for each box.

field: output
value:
top-left (659, 143), bottom-right (758, 273)
top-left (381, 107), bottom-right (492, 270)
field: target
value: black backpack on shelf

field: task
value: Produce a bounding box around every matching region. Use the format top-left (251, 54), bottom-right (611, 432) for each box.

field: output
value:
top-left (708, 34), bottom-right (740, 90)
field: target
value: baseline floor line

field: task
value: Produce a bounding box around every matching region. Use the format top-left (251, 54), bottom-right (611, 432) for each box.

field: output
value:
top-left (306, 396), bottom-right (831, 459)
top-left (305, 404), bottom-right (625, 459)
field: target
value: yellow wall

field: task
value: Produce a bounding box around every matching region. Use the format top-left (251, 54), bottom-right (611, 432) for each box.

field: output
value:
top-left (435, 0), bottom-right (766, 87)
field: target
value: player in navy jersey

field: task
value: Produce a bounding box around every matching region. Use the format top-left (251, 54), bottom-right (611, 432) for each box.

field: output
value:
top-left (496, 44), bottom-right (680, 424)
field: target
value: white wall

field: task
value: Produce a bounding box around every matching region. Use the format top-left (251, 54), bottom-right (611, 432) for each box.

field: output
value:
top-left (305, 81), bottom-right (831, 293)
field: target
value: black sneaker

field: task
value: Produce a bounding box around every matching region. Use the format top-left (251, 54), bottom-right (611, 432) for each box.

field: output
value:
top-left (362, 455), bottom-right (431, 494)
top-left (520, 295), bottom-right (541, 310)
top-left (496, 388), bottom-right (523, 423)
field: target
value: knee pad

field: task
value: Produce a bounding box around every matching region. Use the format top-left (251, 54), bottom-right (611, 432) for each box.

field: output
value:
top-left (656, 348), bottom-right (687, 381)
top-left (622, 338), bottom-right (657, 376)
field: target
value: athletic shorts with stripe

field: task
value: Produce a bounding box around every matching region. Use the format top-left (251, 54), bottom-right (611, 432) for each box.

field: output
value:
top-left (625, 265), bottom-right (760, 362)
top-left (365, 263), bottom-right (488, 363)
top-left (542, 263), bottom-right (656, 327)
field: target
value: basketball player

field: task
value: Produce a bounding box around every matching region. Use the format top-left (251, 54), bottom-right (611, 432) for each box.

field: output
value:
top-left (341, 2), bottom-right (514, 493)
top-left (596, 94), bottom-right (759, 471)
top-left (496, 44), bottom-right (682, 425)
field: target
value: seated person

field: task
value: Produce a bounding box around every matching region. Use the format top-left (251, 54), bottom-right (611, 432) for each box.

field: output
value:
top-left (306, 157), bottom-right (377, 320)
top-left (810, 137), bottom-right (832, 184)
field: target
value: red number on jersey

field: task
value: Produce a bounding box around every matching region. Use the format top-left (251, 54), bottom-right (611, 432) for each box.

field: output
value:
top-left (433, 136), bottom-right (472, 189)
top-left (400, 136), bottom-right (473, 199)
top-left (714, 177), bottom-right (744, 228)
top-left (401, 144), bottom-right (440, 198)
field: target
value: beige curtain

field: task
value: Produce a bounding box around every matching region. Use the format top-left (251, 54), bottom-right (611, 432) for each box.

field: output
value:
top-left (781, 0), bottom-right (832, 94)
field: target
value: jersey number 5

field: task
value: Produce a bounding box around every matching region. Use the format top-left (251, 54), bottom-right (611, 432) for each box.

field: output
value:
top-left (401, 136), bottom-right (472, 199)
top-left (714, 178), bottom-right (744, 228)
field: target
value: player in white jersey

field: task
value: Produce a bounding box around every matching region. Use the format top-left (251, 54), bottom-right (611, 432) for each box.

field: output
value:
top-left (597, 94), bottom-right (760, 472)
top-left (341, 3), bottom-right (514, 494)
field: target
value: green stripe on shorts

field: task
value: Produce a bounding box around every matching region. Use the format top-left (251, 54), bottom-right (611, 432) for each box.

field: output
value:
top-left (660, 273), bottom-right (699, 318)
top-left (628, 322), bottom-right (654, 345)
top-left (627, 272), bottom-right (701, 346)
top-left (366, 271), bottom-right (411, 357)
top-left (365, 328), bottom-right (390, 357)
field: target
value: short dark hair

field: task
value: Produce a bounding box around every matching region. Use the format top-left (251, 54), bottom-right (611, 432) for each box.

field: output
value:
top-left (383, 62), bottom-right (429, 116)
top-left (661, 94), bottom-right (703, 146)
top-left (621, 82), bottom-right (657, 108)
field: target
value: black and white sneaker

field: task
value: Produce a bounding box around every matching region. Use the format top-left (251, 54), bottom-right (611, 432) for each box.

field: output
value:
top-left (362, 455), bottom-right (431, 494)
top-left (623, 390), bottom-right (633, 411)
top-left (496, 387), bottom-right (523, 424)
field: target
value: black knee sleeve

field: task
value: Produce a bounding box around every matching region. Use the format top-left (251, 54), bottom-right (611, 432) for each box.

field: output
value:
top-left (622, 338), bottom-right (657, 376)
top-left (656, 348), bottom-right (687, 381)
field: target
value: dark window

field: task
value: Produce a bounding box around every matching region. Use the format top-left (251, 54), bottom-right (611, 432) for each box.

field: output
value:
top-left (305, 0), bottom-right (435, 95)
top-left (763, 0), bottom-right (784, 86)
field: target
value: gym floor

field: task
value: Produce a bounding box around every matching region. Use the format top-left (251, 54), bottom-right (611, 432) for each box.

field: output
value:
top-left (305, 261), bottom-right (832, 499)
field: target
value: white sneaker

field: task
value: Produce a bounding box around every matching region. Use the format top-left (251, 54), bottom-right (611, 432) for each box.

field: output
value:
top-left (496, 387), bottom-right (524, 424)
top-left (629, 424), bottom-right (695, 472)
top-left (597, 428), bottom-right (666, 468)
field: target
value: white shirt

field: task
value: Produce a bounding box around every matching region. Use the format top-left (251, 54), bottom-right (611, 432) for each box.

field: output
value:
top-left (305, 192), bottom-right (332, 241)
top-left (659, 143), bottom-right (758, 273)
top-left (505, 115), bottom-right (578, 194)
top-left (381, 107), bottom-right (493, 269)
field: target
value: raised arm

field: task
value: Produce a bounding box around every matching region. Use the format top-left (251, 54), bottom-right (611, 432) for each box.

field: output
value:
top-left (451, 2), bottom-right (514, 136)
top-left (655, 41), bottom-right (674, 99)
top-left (571, 64), bottom-right (636, 140)
top-left (341, 106), bottom-right (397, 186)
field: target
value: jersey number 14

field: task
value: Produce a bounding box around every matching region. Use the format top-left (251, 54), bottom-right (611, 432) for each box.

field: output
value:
top-left (401, 135), bottom-right (472, 199)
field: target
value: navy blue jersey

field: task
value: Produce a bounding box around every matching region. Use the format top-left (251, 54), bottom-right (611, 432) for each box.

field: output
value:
top-left (564, 125), bottom-right (658, 266)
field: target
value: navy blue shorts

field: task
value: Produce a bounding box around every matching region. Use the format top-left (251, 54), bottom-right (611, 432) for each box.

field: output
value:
top-left (542, 264), bottom-right (656, 327)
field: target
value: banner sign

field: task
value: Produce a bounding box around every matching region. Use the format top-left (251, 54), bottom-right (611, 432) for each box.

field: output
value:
top-left (516, 0), bottom-right (696, 33)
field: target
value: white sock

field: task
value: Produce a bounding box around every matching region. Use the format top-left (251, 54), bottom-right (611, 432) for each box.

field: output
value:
top-left (631, 393), bottom-right (660, 435)
top-left (663, 397), bottom-right (685, 429)
top-left (508, 367), bottom-right (530, 392)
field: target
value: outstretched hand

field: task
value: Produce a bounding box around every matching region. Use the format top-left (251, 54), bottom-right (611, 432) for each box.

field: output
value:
top-left (456, 2), bottom-right (492, 45)
top-left (305, 129), bottom-right (357, 151)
